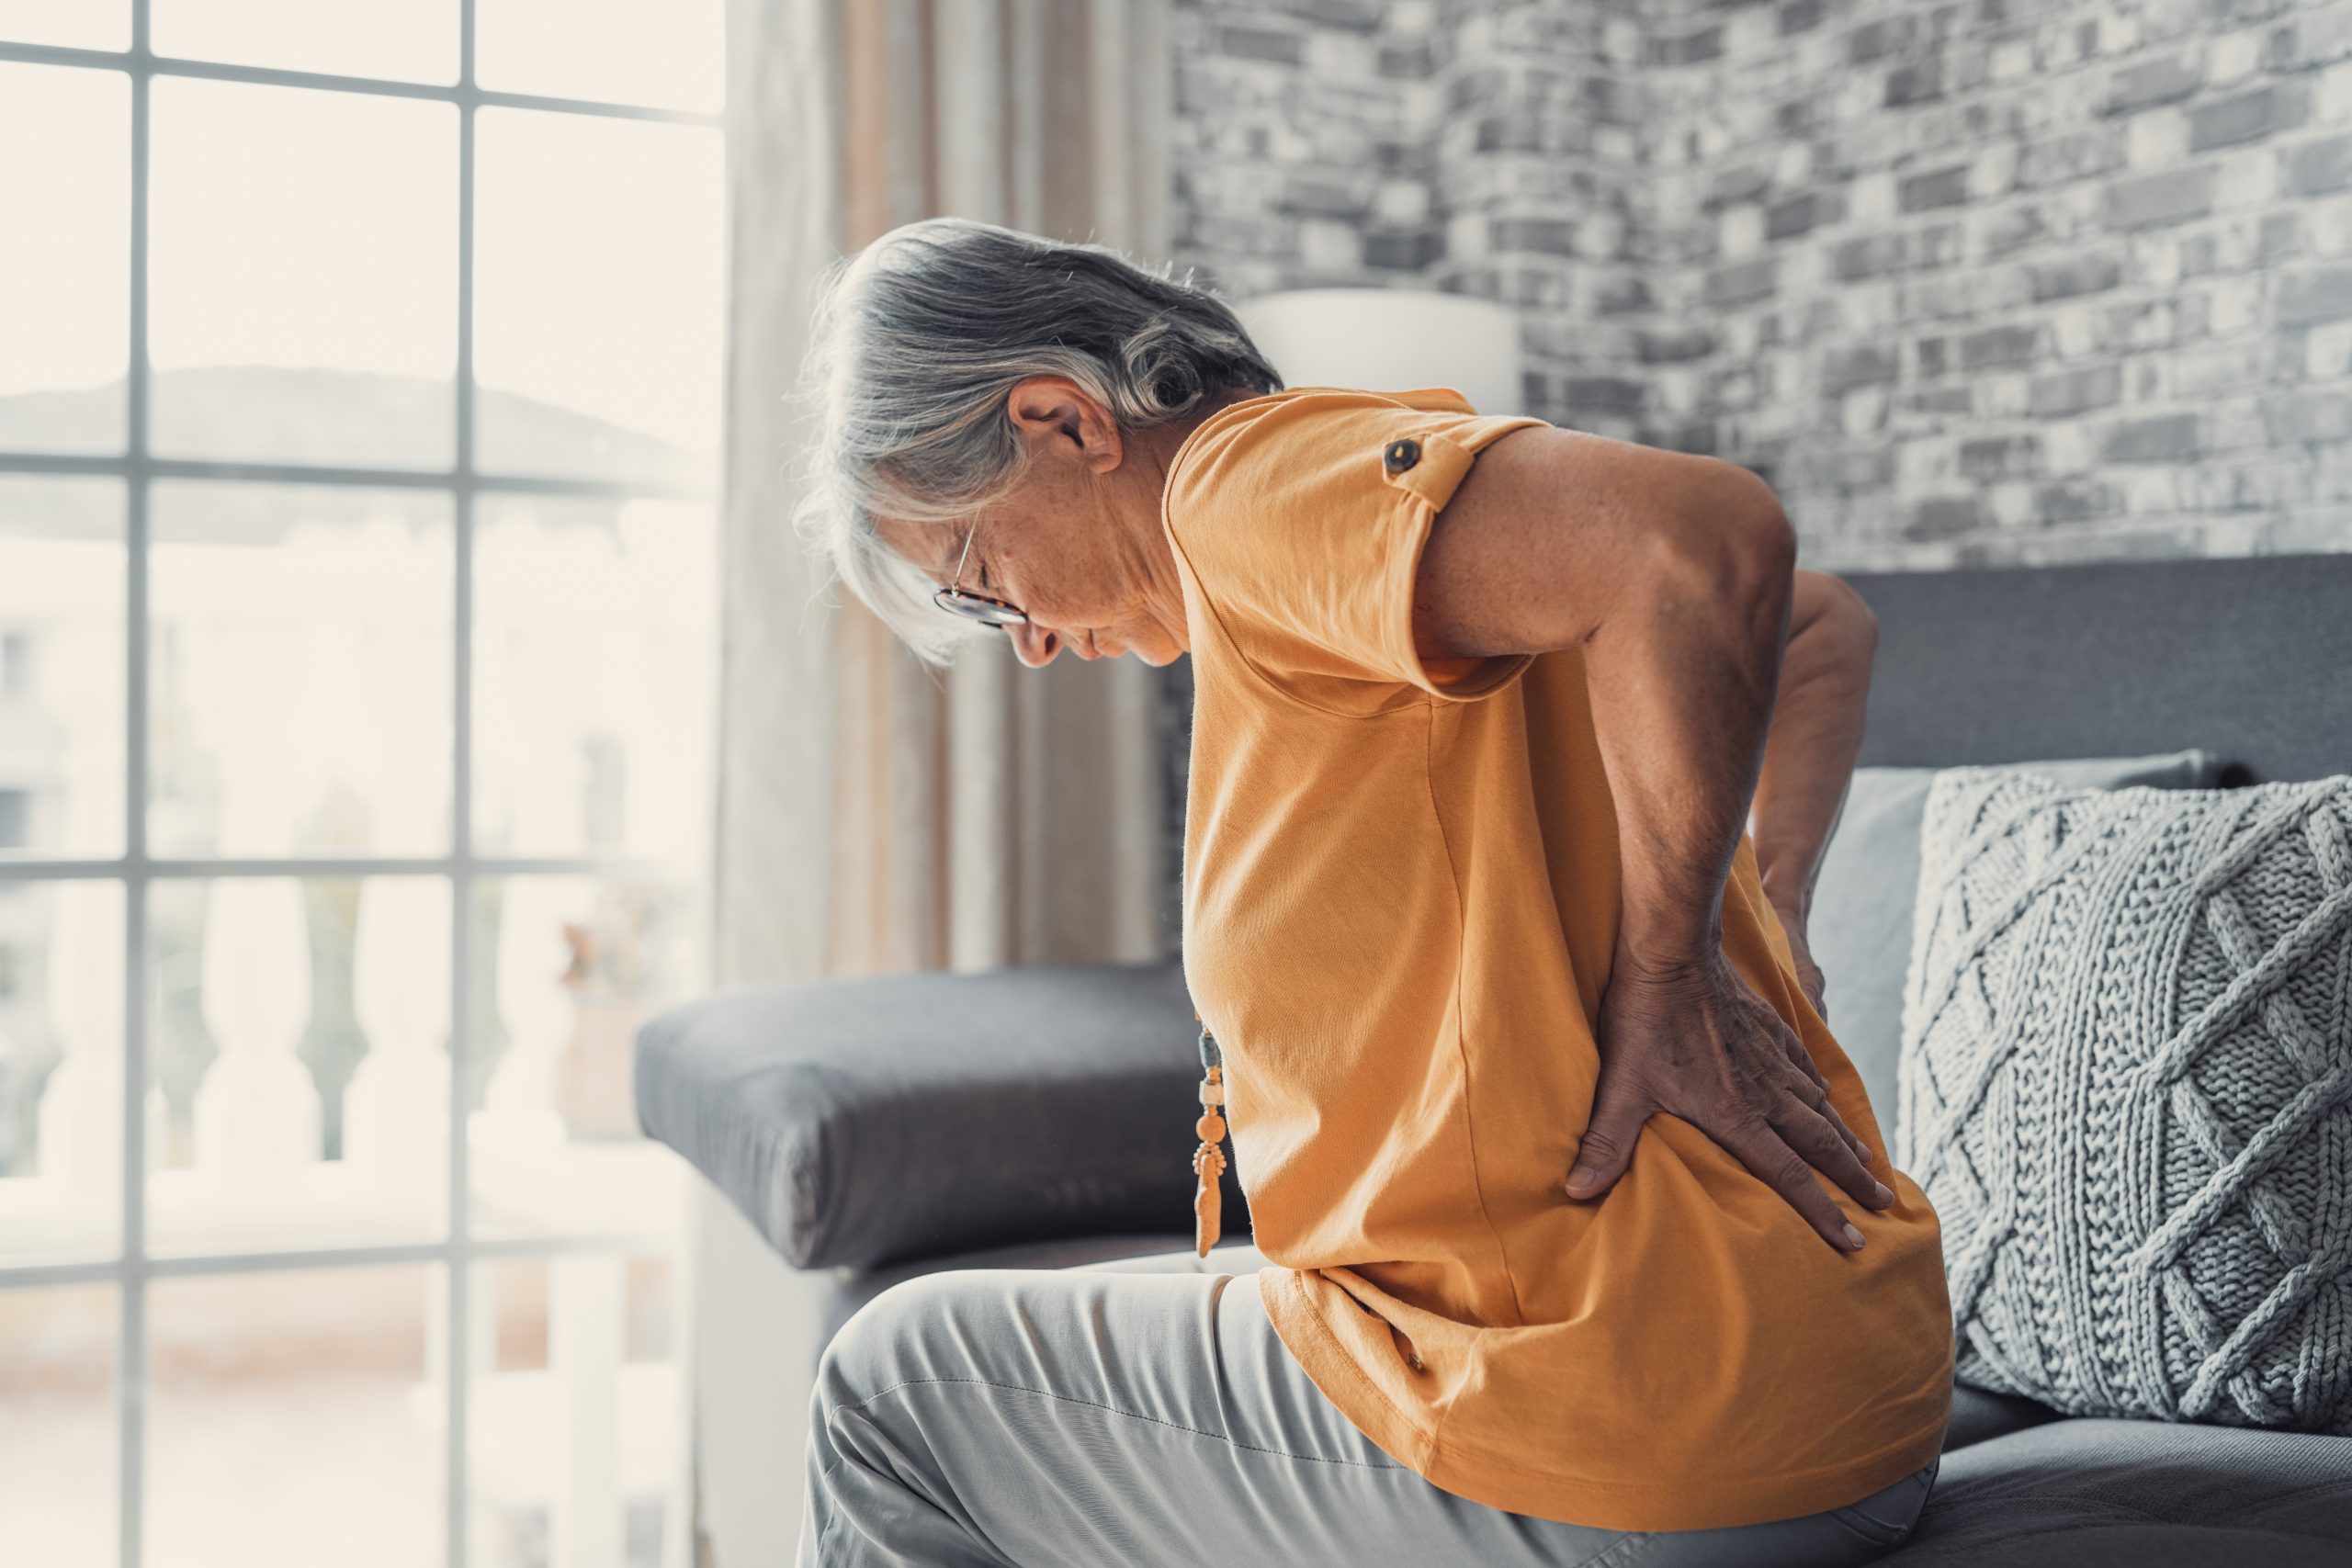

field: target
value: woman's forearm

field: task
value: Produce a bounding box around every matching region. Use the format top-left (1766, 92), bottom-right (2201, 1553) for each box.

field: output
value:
top-left (1582, 496), bottom-right (1797, 977)
top-left (1749, 570), bottom-right (1879, 929)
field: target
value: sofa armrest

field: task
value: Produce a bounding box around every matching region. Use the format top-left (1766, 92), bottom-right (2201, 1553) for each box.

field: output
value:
top-left (633, 958), bottom-right (1247, 1270)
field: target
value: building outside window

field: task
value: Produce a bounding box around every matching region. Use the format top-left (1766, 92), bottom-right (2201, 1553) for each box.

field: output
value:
top-left (0, 3), bottom-right (728, 1564)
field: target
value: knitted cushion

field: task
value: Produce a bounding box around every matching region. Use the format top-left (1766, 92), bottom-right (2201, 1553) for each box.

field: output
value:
top-left (1809, 750), bottom-right (2227, 1148)
top-left (1900, 767), bottom-right (2352, 1434)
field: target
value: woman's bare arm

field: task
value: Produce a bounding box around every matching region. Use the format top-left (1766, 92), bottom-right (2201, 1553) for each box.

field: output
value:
top-left (1749, 570), bottom-right (1880, 1015)
top-left (1411, 427), bottom-right (1890, 1251)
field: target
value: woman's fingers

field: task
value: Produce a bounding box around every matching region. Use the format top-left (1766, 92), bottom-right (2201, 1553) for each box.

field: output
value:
top-left (1775, 1025), bottom-right (1875, 1170)
top-left (1814, 1092), bottom-right (1880, 1187)
top-left (1712, 1107), bottom-right (1869, 1252)
top-left (1757, 1080), bottom-right (1888, 1215)
top-left (1565, 1066), bottom-right (1653, 1200)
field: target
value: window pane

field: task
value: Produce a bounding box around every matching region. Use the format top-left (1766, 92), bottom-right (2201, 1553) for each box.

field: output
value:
top-left (477, 0), bottom-right (722, 112)
top-left (0, 1282), bottom-right (118, 1566)
top-left (150, 875), bottom-right (452, 1257)
top-left (153, 0), bottom-right (460, 85)
top-left (0, 65), bottom-right (130, 456)
top-left (475, 109), bottom-right (722, 483)
top-left (150, 1266), bottom-right (443, 1568)
top-left (151, 482), bottom-right (452, 857)
top-left (469, 1256), bottom-right (684, 1568)
top-left (0, 477), bottom-right (126, 857)
top-left (0, 880), bottom-right (126, 1265)
top-left (467, 875), bottom-right (697, 1243)
top-left (474, 496), bottom-right (717, 863)
top-left (150, 79), bottom-right (458, 469)
top-left (0, 0), bottom-right (127, 49)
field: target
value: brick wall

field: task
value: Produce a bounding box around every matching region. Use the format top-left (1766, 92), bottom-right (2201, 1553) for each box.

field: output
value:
top-left (1152, 0), bottom-right (2352, 942)
top-left (1170, 0), bottom-right (2352, 565)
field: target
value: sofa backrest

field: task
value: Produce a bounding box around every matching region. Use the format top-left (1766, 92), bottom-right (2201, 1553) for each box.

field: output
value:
top-left (1844, 554), bottom-right (2352, 785)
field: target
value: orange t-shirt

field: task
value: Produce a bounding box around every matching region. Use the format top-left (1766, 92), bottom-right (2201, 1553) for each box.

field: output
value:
top-left (1162, 385), bottom-right (1953, 1532)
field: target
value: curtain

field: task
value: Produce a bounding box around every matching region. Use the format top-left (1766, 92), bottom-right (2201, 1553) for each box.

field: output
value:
top-left (716, 0), bottom-right (1178, 987)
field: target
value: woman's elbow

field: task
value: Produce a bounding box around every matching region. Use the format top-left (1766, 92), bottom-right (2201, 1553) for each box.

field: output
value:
top-left (1800, 568), bottom-right (1880, 666)
top-left (1657, 463), bottom-right (1796, 623)
top-left (1729, 465), bottom-right (1798, 593)
top-left (1838, 578), bottom-right (1881, 663)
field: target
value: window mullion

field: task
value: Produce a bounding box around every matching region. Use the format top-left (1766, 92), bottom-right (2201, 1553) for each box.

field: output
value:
top-left (446, 2), bottom-right (479, 1559)
top-left (0, 40), bottom-right (722, 130)
top-left (119, 4), bottom-right (152, 1562)
top-left (0, 451), bottom-right (718, 504)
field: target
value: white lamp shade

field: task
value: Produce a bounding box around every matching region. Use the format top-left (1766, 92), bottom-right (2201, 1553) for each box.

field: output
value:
top-left (1232, 288), bottom-right (1527, 418)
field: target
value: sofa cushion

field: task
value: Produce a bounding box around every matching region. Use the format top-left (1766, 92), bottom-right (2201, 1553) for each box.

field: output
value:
top-left (1883, 1418), bottom-right (2352, 1565)
top-left (634, 959), bottom-right (1243, 1270)
top-left (1941, 1384), bottom-right (2064, 1452)
top-left (1807, 750), bottom-right (2226, 1145)
top-left (1904, 768), bottom-right (2352, 1432)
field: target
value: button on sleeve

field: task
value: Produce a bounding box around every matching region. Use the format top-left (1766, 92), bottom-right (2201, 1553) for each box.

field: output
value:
top-left (1372, 419), bottom-right (1552, 702)
top-left (1164, 391), bottom-right (1551, 709)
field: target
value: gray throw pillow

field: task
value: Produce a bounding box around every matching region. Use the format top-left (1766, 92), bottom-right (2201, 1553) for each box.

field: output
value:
top-left (1809, 750), bottom-right (2226, 1145)
top-left (632, 959), bottom-right (1245, 1270)
top-left (1901, 766), bottom-right (2352, 1432)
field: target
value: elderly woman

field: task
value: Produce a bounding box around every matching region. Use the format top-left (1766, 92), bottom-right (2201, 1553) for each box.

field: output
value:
top-left (787, 218), bottom-right (1954, 1568)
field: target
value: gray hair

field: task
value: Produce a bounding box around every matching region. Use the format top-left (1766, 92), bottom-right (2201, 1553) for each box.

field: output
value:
top-left (786, 217), bottom-right (1283, 666)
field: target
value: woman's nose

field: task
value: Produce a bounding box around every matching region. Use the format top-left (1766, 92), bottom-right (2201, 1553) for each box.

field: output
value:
top-left (1009, 623), bottom-right (1059, 667)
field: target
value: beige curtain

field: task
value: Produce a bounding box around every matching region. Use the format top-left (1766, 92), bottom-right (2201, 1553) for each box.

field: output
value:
top-left (716, 0), bottom-right (1177, 987)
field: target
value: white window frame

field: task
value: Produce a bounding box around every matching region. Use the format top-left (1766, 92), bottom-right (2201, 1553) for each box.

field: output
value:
top-left (0, 5), bottom-right (723, 1565)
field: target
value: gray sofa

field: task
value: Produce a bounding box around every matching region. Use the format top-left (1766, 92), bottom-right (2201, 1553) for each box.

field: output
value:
top-left (639, 554), bottom-right (2352, 1564)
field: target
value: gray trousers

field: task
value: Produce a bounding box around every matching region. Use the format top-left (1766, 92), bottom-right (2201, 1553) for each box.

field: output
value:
top-left (797, 1246), bottom-right (1939, 1567)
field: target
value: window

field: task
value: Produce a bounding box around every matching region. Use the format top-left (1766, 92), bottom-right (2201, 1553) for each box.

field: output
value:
top-left (0, 6), bottom-right (724, 1565)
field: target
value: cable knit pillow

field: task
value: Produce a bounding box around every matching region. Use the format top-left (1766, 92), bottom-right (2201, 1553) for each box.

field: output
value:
top-left (1900, 767), bottom-right (2352, 1433)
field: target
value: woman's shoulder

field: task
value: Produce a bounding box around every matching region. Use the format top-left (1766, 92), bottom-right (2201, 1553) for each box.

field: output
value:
top-left (1163, 387), bottom-right (1549, 706)
top-left (1170, 384), bottom-right (1477, 473)
top-left (1164, 386), bottom-right (1481, 542)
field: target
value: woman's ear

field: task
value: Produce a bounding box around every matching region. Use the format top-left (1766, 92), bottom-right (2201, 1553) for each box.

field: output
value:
top-left (1006, 376), bottom-right (1124, 473)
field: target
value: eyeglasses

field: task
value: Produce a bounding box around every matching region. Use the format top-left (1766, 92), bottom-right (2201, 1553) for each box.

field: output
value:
top-left (932, 518), bottom-right (1027, 627)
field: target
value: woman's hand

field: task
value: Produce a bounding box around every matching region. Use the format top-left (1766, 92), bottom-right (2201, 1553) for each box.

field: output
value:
top-left (1566, 944), bottom-right (1892, 1251)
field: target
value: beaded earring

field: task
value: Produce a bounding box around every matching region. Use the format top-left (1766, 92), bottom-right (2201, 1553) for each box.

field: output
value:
top-left (1193, 1010), bottom-right (1228, 1257)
